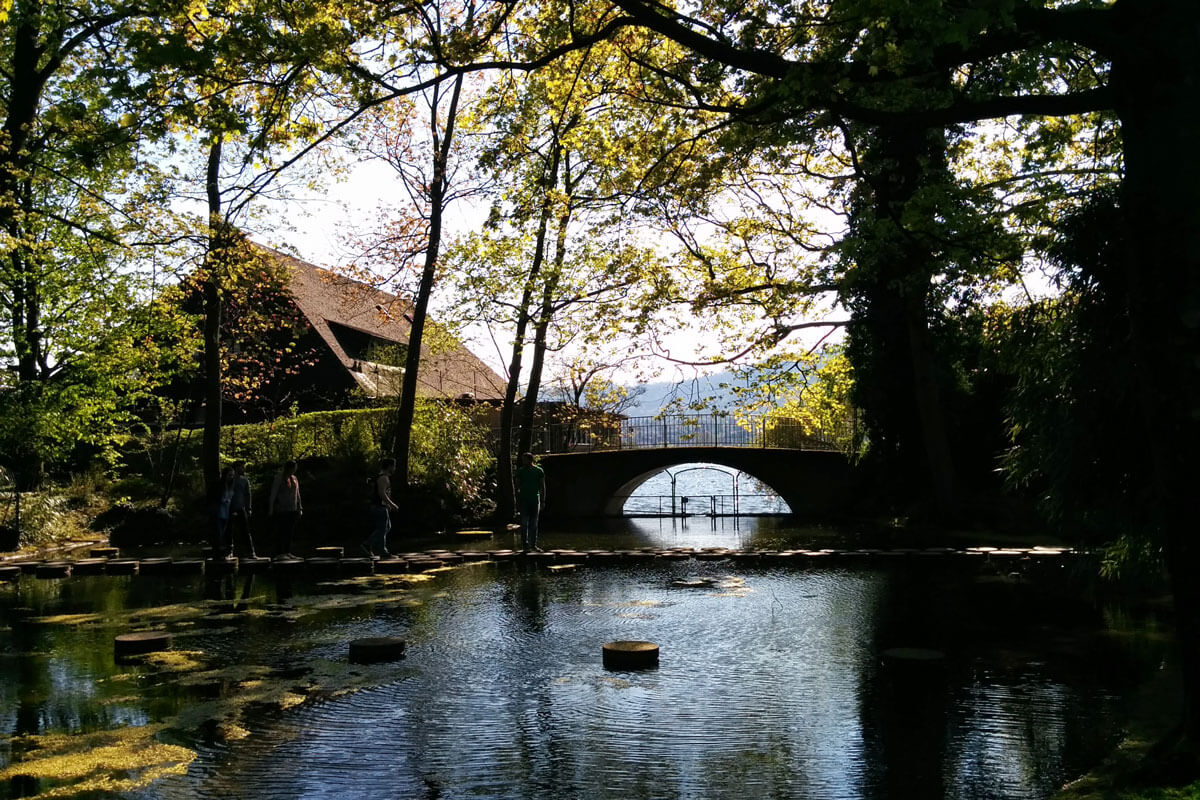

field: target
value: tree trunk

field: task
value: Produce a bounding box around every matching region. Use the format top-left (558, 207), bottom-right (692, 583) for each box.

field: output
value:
top-left (517, 207), bottom-right (569, 454)
top-left (394, 76), bottom-right (464, 486)
top-left (201, 138), bottom-right (225, 494)
top-left (846, 121), bottom-right (957, 515)
top-left (495, 146), bottom-right (561, 525)
top-left (1108, 0), bottom-right (1200, 741)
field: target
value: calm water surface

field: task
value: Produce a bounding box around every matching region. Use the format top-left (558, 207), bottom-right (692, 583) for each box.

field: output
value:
top-left (0, 527), bottom-right (1173, 799)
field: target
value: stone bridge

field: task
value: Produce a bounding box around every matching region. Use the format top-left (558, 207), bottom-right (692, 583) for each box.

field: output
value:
top-left (539, 446), bottom-right (851, 520)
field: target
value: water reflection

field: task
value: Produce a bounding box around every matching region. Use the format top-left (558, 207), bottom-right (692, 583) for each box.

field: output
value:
top-left (0, 559), bottom-right (1172, 800)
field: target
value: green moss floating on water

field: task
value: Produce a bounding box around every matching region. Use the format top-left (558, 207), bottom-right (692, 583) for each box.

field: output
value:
top-left (0, 724), bottom-right (196, 799)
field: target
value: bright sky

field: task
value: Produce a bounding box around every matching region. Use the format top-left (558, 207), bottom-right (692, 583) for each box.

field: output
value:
top-left (252, 158), bottom-right (848, 387)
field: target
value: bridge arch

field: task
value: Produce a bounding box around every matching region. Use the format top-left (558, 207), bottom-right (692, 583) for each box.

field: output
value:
top-left (604, 462), bottom-right (790, 516)
top-left (540, 447), bottom-right (851, 520)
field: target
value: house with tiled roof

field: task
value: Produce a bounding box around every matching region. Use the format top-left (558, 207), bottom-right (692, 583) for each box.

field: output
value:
top-left (257, 246), bottom-right (506, 409)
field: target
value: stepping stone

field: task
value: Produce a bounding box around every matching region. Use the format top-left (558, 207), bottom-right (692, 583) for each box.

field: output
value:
top-left (671, 578), bottom-right (717, 588)
top-left (171, 559), bottom-right (205, 575)
top-left (375, 559), bottom-right (410, 574)
top-left (138, 558), bottom-right (173, 575)
top-left (106, 559), bottom-right (140, 575)
top-left (240, 556), bottom-right (272, 573)
top-left (338, 558), bottom-right (375, 576)
top-left (114, 630), bottom-right (171, 658)
top-left (602, 640), bottom-right (659, 670)
top-left (35, 562), bottom-right (71, 579)
top-left (349, 637), bottom-right (406, 663)
top-left (205, 557), bottom-right (238, 574)
top-left (90, 547), bottom-right (119, 558)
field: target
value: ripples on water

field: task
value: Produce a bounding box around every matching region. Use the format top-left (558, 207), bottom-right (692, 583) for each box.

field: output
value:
top-left (0, 556), bottom-right (1170, 800)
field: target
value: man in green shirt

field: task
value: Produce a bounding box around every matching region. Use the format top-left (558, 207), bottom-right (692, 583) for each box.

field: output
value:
top-left (515, 452), bottom-right (546, 551)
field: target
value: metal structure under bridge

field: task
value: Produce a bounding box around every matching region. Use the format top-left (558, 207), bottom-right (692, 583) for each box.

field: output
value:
top-left (533, 413), bottom-right (846, 455)
top-left (527, 415), bottom-right (853, 520)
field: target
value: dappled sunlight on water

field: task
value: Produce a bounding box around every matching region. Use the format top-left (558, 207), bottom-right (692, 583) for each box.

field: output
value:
top-left (0, 556), bottom-right (1174, 799)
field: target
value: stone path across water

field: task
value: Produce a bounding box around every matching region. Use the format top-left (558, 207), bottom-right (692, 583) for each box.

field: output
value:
top-left (0, 545), bottom-right (1083, 582)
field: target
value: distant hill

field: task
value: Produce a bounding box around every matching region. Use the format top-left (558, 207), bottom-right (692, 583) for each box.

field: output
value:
top-left (623, 371), bottom-right (744, 416)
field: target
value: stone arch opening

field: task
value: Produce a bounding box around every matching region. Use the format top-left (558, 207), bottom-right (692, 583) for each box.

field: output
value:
top-left (606, 461), bottom-right (793, 516)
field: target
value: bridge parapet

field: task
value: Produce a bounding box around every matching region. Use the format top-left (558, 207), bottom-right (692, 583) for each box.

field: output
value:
top-left (533, 413), bottom-right (846, 455)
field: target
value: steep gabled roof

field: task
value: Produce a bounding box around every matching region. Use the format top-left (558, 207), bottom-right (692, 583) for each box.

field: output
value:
top-left (257, 245), bottom-right (506, 400)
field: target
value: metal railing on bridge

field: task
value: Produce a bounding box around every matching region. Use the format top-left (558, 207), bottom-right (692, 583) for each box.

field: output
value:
top-left (532, 413), bottom-right (846, 455)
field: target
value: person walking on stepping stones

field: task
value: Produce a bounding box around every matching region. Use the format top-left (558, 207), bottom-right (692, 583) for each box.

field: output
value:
top-left (210, 466), bottom-right (236, 556)
top-left (226, 461), bottom-right (257, 558)
top-left (363, 457), bottom-right (400, 558)
top-left (268, 459), bottom-right (302, 559)
top-left (515, 452), bottom-right (546, 551)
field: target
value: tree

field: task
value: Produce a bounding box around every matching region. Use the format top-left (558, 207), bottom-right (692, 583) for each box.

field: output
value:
top-left (132, 0), bottom-right (386, 490)
top-left (448, 20), bottom-right (693, 521)
top-left (564, 0), bottom-right (1200, 742)
top-left (171, 237), bottom-right (325, 420)
top-left (0, 0), bottom-right (192, 486)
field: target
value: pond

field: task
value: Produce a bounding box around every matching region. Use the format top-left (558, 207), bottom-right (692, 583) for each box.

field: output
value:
top-left (0, 524), bottom-right (1174, 799)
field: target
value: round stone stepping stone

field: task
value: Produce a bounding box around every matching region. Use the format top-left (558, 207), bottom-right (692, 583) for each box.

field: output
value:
top-left (313, 546), bottom-right (343, 558)
top-left (457, 551), bottom-right (490, 562)
top-left (349, 637), bottom-right (406, 663)
top-left (0, 564), bottom-right (21, 581)
top-left (240, 556), bottom-right (272, 574)
top-left (672, 578), bottom-right (716, 588)
top-left (457, 529), bottom-right (493, 539)
top-left (35, 561), bottom-right (71, 579)
top-left (171, 559), bottom-right (205, 575)
top-left (14, 561), bottom-right (40, 575)
top-left (270, 556), bottom-right (305, 571)
top-left (205, 556), bottom-right (238, 574)
top-left (90, 546), bottom-right (119, 558)
top-left (602, 640), bottom-right (660, 670)
top-left (114, 630), bottom-right (171, 657)
top-left (375, 559), bottom-right (410, 574)
top-left (106, 559), bottom-right (140, 575)
top-left (138, 557), bottom-right (173, 575)
top-left (338, 558), bottom-right (375, 576)
top-left (410, 559), bottom-right (444, 571)
top-left (1028, 548), bottom-right (1067, 558)
top-left (547, 563), bottom-right (578, 573)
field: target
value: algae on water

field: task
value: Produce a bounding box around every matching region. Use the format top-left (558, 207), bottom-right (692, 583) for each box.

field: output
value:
top-left (0, 725), bottom-right (196, 799)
